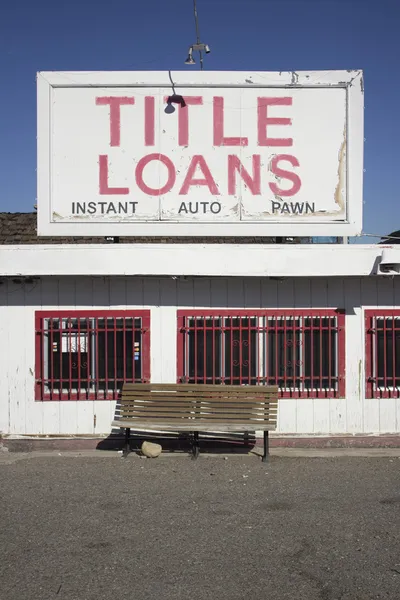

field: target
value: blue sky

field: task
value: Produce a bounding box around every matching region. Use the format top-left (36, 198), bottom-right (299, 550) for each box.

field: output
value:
top-left (1, 0), bottom-right (399, 241)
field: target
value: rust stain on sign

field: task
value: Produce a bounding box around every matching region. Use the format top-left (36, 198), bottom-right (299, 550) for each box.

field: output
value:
top-left (334, 127), bottom-right (346, 211)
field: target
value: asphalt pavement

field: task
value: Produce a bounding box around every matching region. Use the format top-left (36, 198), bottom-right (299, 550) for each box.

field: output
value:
top-left (1, 452), bottom-right (400, 600)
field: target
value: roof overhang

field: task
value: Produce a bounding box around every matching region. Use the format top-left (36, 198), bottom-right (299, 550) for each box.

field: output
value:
top-left (1, 244), bottom-right (399, 278)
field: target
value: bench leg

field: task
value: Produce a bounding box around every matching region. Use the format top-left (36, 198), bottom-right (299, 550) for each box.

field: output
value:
top-left (192, 431), bottom-right (200, 460)
top-left (244, 431), bottom-right (250, 447)
top-left (123, 427), bottom-right (131, 458)
top-left (262, 431), bottom-right (269, 463)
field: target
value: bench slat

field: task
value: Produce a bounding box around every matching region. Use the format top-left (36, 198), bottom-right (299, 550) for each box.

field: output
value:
top-left (118, 407), bottom-right (277, 415)
top-left (120, 395), bottom-right (277, 402)
top-left (119, 401), bottom-right (277, 408)
top-left (116, 414), bottom-right (277, 422)
top-left (112, 420), bottom-right (276, 432)
top-left (122, 384), bottom-right (276, 396)
top-left (122, 384), bottom-right (279, 392)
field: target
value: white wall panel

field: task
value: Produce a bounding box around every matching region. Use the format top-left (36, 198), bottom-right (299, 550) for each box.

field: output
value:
top-left (177, 278), bottom-right (194, 308)
top-left (261, 278), bottom-right (278, 309)
top-left (244, 279), bottom-right (262, 309)
top-left (377, 277), bottom-right (395, 307)
top-left (396, 400), bottom-right (400, 436)
top-left (159, 279), bottom-right (178, 383)
top-left (210, 279), bottom-right (228, 309)
top-left (1, 275), bottom-right (400, 438)
top-left (326, 278), bottom-right (345, 309)
top-left (58, 403), bottom-right (79, 435)
top-left (0, 284), bottom-right (9, 434)
top-left (294, 279), bottom-right (312, 309)
top-left (92, 277), bottom-right (111, 307)
top-left (343, 279), bottom-right (363, 433)
top-left (363, 399), bottom-right (380, 434)
top-left (7, 283), bottom-right (28, 435)
top-left (295, 399), bottom-right (314, 433)
top-left (395, 279), bottom-right (400, 306)
top-left (310, 279), bottom-right (328, 307)
top-left (227, 279), bottom-right (245, 309)
top-left (313, 399), bottom-right (330, 434)
top-left (193, 279), bottom-right (212, 308)
top-left (378, 399), bottom-right (397, 434)
top-left (39, 277), bottom-right (61, 434)
top-left (94, 399), bottom-right (117, 435)
top-left (328, 399), bottom-right (347, 433)
top-left (276, 399), bottom-right (297, 433)
top-left (277, 279), bottom-right (295, 309)
top-left (76, 402), bottom-right (94, 435)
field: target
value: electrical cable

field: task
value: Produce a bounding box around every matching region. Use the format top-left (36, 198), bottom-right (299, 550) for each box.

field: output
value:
top-left (360, 232), bottom-right (400, 242)
top-left (192, 0), bottom-right (204, 71)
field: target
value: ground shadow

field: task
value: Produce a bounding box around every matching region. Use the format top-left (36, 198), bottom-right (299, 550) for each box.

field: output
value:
top-left (96, 397), bottom-right (256, 455)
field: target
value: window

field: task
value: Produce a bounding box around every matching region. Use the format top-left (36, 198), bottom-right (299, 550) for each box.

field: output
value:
top-left (177, 310), bottom-right (345, 398)
top-left (365, 310), bottom-right (400, 398)
top-left (35, 311), bottom-right (150, 400)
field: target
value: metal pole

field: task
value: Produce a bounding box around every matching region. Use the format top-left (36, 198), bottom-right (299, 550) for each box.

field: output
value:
top-left (193, 0), bottom-right (204, 70)
top-left (262, 430), bottom-right (269, 462)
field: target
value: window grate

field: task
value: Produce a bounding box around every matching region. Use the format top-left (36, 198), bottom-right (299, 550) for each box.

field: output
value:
top-left (365, 311), bottom-right (400, 399)
top-left (177, 310), bottom-right (345, 398)
top-left (35, 311), bottom-right (150, 401)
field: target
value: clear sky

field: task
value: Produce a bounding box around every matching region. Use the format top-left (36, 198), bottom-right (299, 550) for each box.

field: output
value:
top-left (1, 0), bottom-right (399, 242)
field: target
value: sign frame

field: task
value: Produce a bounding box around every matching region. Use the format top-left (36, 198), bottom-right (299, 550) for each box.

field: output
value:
top-left (37, 70), bottom-right (364, 237)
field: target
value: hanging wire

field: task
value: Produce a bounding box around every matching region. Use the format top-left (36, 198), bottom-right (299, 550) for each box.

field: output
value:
top-left (193, 0), bottom-right (204, 70)
top-left (361, 232), bottom-right (400, 242)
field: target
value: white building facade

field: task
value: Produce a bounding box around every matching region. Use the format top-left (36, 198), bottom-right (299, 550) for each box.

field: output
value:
top-left (1, 239), bottom-right (400, 446)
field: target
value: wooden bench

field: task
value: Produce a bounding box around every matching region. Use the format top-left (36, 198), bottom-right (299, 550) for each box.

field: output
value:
top-left (112, 383), bottom-right (278, 462)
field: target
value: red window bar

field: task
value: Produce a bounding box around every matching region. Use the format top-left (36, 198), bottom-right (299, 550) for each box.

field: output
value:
top-left (365, 310), bottom-right (400, 399)
top-left (35, 311), bottom-right (150, 401)
top-left (177, 310), bottom-right (345, 398)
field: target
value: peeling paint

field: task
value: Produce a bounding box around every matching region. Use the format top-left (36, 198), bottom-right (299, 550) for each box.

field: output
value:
top-left (267, 155), bottom-right (277, 171)
top-left (334, 127), bottom-right (346, 212)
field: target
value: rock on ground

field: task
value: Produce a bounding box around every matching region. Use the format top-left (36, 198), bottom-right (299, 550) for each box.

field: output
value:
top-left (141, 441), bottom-right (162, 458)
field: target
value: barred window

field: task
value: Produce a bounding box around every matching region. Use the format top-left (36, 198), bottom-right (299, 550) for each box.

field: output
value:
top-left (35, 311), bottom-right (150, 400)
top-left (365, 311), bottom-right (400, 398)
top-left (178, 310), bottom-right (345, 398)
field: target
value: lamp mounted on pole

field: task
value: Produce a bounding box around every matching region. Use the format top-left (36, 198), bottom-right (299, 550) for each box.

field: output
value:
top-left (184, 0), bottom-right (210, 69)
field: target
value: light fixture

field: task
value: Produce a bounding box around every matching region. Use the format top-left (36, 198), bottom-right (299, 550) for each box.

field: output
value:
top-left (193, 43), bottom-right (210, 54)
top-left (167, 94), bottom-right (186, 107)
top-left (184, 43), bottom-right (211, 65)
top-left (185, 46), bottom-right (196, 65)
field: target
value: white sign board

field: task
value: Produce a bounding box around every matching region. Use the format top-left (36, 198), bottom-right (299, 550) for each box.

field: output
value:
top-left (37, 70), bottom-right (364, 236)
